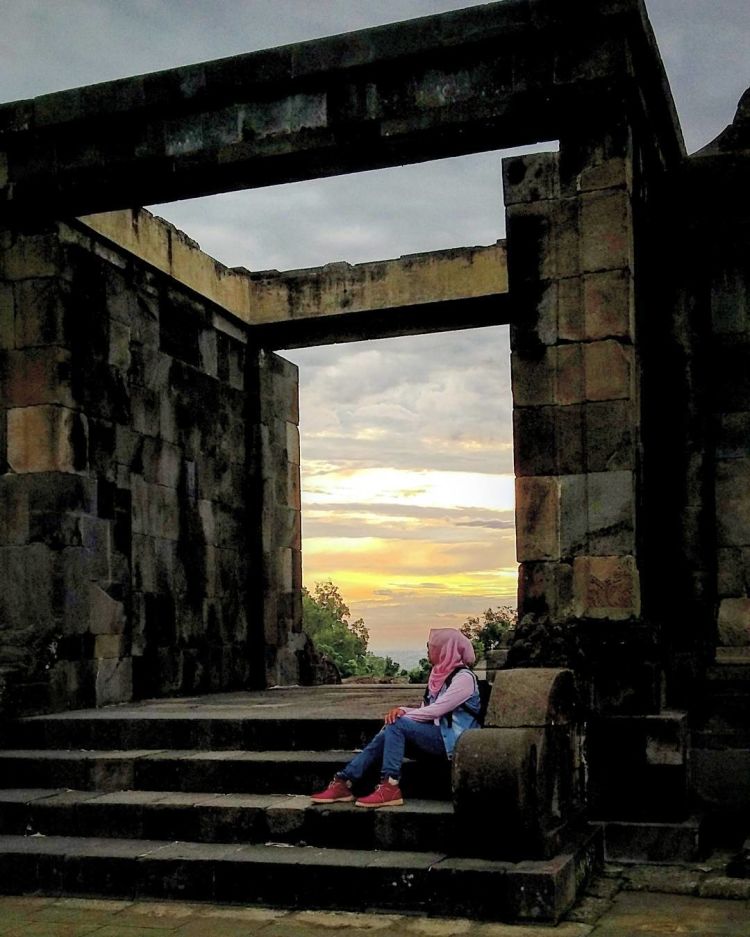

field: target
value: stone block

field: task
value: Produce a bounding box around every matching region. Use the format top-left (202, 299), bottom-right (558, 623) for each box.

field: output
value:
top-left (502, 151), bottom-right (560, 205)
top-left (505, 202), bottom-right (555, 283)
top-left (214, 504), bottom-right (243, 547)
top-left (13, 277), bottom-right (69, 348)
top-left (711, 262), bottom-right (749, 335)
top-left (79, 515), bottom-right (113, 581)
top-left (587, 470), bottom-right (635, 555)
top-left (131, 476), bottom-right (180, 541)
top-left (27, 510), bottom-right (82, 549)
top-left (583, 269), bottom-right (633, 340)
top-left (576, 156), bottom-right (631, 194)
top-left (560, 474), bottom-right (587, 556)
top-left (0, 347), bottom-right (75, 407)
top-left (556, 344), bottom-right (585, 405)
top-left (0, 282), bottom-right (13, 348)
top-left (95, 656), bottom-right (132, 707)
top-left (285, 422), bottom-right (300, 465)
top-left (588, 713), bottom-right (688, 820)
top-left (25, 472), bottom-right (97, 513)
top-left (553, 199), bottom-right (580, 278)
top-left (717, 598), bottom-right (750, 646)
top-left (715, 458), bottom-right (750, 546)
top-left (58, 546), bottom-right (97, 633)
top-left (511, 347), bottom-right (556, 407)
top-left (691, 749), bottom-right (750, 811)
top-left (558, 277), bottom-right (583, 342)
top-left (585, 400), bottom-right (633, 472)
top-left (516, 476), bottom-right (560, 561)
top-left (286, 462), bottom-right (301, 511)
top-left (88, 583), bottom-right (126, 636)
top-left (584, 340), bottom-right (632, 401)
top-left (580, 189), bottom-right (632, 273)
top-left (556, 404), bottom-right (584, 475)
top-left (0, 477), bottom-right (29, 545)
top-left (716, 546), bottom-right (750, 597)
top-left (1, 233), bottom-right (61, 280)
top-left (0, 542), bottom-right (54, 634)
top-left (94, 634), bottom-right (126, 659)
top-left (198, 328), bottom-right (218, 377)
top-left (514, 406), bottom-right (556, 476)
top-left (198, 500), bottom-right (216, 545)
top-left (141, 438), bottom-right (181, 488)
top-left (710, 339), bottom-right (750, 412)
top-left (276, 505), bottom-right (301, 550)
top-left (7, 405), bottom-right (88, 474)
top-left (573, 555), bottom-right (640, 619)
top-left (107, 319), bottom-right (131, 371)
top-left (717, 412), bottom-right (750, 459)
top-left (601, 818), bottom-right (703, 863)
top-left (518, 560), bottom-right (575, 620)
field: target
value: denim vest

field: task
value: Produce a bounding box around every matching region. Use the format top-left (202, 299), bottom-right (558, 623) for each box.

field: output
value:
top-left (430, 670), bottom-right (482, 758)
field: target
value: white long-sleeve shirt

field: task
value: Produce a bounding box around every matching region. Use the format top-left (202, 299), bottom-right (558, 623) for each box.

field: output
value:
top-left (398, 670), bottom-right (476, 724)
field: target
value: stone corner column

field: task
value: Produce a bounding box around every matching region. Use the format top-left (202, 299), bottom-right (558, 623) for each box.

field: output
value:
top-left (503, 144), bottom-right (656, 713)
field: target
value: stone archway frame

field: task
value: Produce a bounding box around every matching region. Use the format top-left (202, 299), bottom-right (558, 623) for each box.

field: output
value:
top-left (0, 0), bottom-right (686, 698)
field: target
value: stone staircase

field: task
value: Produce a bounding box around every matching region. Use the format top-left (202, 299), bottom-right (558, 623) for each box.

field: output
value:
top-left (0, 687), bottom-right (600, 922)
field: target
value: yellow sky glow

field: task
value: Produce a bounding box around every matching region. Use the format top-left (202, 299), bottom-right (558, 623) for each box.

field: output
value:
top-left (302, 466), bottom-right (515, 513)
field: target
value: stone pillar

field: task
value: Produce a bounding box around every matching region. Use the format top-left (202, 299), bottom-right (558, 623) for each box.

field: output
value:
top-left (248, 349), bottom-right (303, 687)
top-left (505, 146), bottom-right (655, 710)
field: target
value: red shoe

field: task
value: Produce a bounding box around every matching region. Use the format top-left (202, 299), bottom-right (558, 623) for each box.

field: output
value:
top-left (311, 777), bottom-right (354, 804)
top-left (355, 780), bottom-right (404, 808)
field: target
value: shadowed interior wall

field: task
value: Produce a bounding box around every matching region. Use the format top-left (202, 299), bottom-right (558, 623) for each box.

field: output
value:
top-left (0, 221), bottom-right (300, 714)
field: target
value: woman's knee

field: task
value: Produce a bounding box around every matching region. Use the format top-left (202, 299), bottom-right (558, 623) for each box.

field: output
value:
top-left (384, 721), bottom-right (405, 739)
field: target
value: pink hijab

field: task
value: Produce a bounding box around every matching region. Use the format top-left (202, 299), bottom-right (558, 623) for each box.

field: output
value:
top-left (427, 628), bottom-right (476, 697)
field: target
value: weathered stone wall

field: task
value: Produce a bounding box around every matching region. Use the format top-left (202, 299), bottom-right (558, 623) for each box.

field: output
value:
top-left (0, 220), bottom-right (297, 714)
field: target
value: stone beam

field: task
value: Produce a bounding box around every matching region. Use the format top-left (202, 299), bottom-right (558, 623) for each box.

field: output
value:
top-left (0, 0), bottom-right (682, 219)
top-left (79, 209), bottom-right (508, 344)
top-left (243, 241), bottom-right (509, 347)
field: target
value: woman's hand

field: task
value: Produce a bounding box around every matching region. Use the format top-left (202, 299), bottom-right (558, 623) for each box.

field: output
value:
top-left (384, 707), bottom-right (405, 725)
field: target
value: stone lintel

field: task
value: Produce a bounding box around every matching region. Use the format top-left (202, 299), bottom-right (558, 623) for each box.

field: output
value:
top-left (0, 1), bottom-right (682, 218)
top-left (77, 212), bottom-right (509, 342)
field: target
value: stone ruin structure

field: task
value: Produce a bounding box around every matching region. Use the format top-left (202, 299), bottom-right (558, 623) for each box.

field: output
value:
top-left (1, 0), bottom-right (749, 919)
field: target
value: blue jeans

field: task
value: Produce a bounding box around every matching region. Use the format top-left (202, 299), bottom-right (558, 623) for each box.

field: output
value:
top-left (338, 717), bottom-right (446, 783)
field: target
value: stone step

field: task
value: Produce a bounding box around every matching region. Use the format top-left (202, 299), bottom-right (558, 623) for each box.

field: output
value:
top-left (0, 750), bottom-right (452, 799)
top-left (0, 831), bottom-right (602, 922)
top-left (0, 789), bottom-right (456, 853)
top-left (595, 816), bottom-right (706, 862)
top-left (1, 687), bottom-right (429, 753)
top-left (2, 715), bottom-right (385, 753)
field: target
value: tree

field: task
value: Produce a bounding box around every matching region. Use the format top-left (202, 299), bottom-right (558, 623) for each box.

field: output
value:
top-left (302, 580), bottom-right (402, 679)
top-left (461, 606), bottom-right (518, 658)
top-left (406, 657), bottom-right (431, 684)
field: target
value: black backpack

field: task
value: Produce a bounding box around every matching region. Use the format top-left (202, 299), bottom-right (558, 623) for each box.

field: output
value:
top-left (423, 666), bottom-right (491, 727)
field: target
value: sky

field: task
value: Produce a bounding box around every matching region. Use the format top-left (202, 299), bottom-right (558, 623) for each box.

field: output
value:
top-left (2, 1), bottom-right (748, 654)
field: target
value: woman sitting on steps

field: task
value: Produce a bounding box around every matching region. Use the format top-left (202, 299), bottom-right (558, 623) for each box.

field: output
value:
top-left (311, 627), bottom-right (481, 809)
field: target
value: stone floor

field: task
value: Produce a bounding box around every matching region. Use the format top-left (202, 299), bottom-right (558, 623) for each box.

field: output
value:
top-left (0, 889), bottom-right (749, 937)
